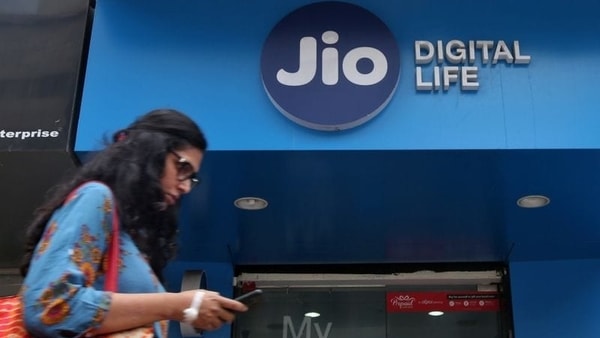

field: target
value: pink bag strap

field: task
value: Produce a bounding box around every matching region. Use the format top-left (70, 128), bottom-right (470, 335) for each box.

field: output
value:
top-left (65, 181), bottom-right (120, 292)
top-left (104, 203), bottom-right (120, 292)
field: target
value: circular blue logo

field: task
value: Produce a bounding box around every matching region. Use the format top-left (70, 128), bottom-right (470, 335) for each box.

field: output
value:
top-left (261, 1), bottom-right (400, 131)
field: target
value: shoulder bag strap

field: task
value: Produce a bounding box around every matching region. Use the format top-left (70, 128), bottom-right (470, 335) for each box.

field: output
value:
top-left (104, 202), bottom-right (120, 292)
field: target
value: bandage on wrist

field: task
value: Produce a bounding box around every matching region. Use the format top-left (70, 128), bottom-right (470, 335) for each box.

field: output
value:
top-left (183, 291), bottom-right (205, 323)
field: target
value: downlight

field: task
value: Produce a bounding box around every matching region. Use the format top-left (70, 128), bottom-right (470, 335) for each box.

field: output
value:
top-left (234, 197), bottom-right (268, 210)
top-left (516, 195), bottom-right (550, 208)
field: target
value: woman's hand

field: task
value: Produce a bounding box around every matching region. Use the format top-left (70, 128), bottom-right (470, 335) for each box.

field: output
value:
top-left (180, 290), bottom-right (248, 331)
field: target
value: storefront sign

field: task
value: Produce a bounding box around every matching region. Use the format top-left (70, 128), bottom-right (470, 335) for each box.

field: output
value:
top-left (0, 1), bottom-right (88, 151)
top-left (0, 129), bottom-right (60, 140)
top-left (261, 2), bottom-right (532, 130)
top-left (415, 40), bottom-right (531, 91)
top-left (387, 291), bottom-right (500, 312)
top-left (261, 1), bottom-right (400, 131)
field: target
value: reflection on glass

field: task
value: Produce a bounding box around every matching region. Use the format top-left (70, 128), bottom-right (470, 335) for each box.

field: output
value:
top-left (233, 285), bottom-right (504, 338)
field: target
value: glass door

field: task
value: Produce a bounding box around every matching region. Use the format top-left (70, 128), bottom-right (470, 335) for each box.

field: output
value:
top-left (233, 270), bottom-right (511, 338)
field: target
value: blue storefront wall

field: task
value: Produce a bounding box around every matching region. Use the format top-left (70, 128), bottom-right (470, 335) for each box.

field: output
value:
top-left (78, 0), bottom-right (600, 337)
top-left (78, 0), bottom-right (600, 152)
top-left (510, 259), bottom-right (600, 338)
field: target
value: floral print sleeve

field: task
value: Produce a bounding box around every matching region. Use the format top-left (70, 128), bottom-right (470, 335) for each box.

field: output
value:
top-left (22, 182), bottom-right (115, 337)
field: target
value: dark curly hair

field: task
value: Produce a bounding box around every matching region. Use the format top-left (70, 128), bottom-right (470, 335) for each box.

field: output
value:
top-left (20, 109), bottom-right (207, 281)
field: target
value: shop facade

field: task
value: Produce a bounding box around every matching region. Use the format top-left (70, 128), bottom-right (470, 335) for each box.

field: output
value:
top-left (3, 0), bottom-right (600, 337)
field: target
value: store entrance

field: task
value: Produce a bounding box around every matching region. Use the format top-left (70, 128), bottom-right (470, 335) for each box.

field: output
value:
top-left (233, 269), bottom-right (512, 338)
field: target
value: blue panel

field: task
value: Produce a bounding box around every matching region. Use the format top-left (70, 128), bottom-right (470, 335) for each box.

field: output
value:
top-left (510, 260), bottom-right (600, 338)
top-left (500, 150), bottom-right (600, 261)
top-left (174, 150), bottom-right (510, 264)
top-left (78, 0), bottom-right (600, 152)
top-left (165, 149), bottom-right (600, 265)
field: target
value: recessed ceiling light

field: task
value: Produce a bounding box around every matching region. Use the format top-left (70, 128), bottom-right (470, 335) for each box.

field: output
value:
top-left (428, 311), bottom-right (444, 316)
top-left (234, 197), bottom-right (268, 210)
top-left (516, 195), bottom-right (550, 208)
top-left (304, 312), bottom-right (320, 318)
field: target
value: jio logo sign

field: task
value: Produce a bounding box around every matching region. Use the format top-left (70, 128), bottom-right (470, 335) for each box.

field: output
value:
top-left (261, 2), bottom-right (400, 131)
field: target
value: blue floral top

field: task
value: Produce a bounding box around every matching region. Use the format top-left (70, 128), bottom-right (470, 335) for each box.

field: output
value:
top-left (22, 181), bottom-right (168, 337)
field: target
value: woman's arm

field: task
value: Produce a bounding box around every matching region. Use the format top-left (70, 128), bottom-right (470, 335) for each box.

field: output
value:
top-left (22, 182), bottom-right (247, 336)
top-left (93, 290), bottom-right (247, 334)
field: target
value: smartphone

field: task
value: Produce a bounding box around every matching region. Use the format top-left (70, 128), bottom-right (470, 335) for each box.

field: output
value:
top-left (234, 289), bottom-right (263, 306)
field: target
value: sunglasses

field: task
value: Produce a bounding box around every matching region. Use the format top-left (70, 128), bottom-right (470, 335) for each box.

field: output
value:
top-left (169, 150), bottom-right (200, 188)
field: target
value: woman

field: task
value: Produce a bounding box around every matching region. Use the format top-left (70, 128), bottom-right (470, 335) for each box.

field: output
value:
top-left (20, 109), bottom-right (246, 337)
